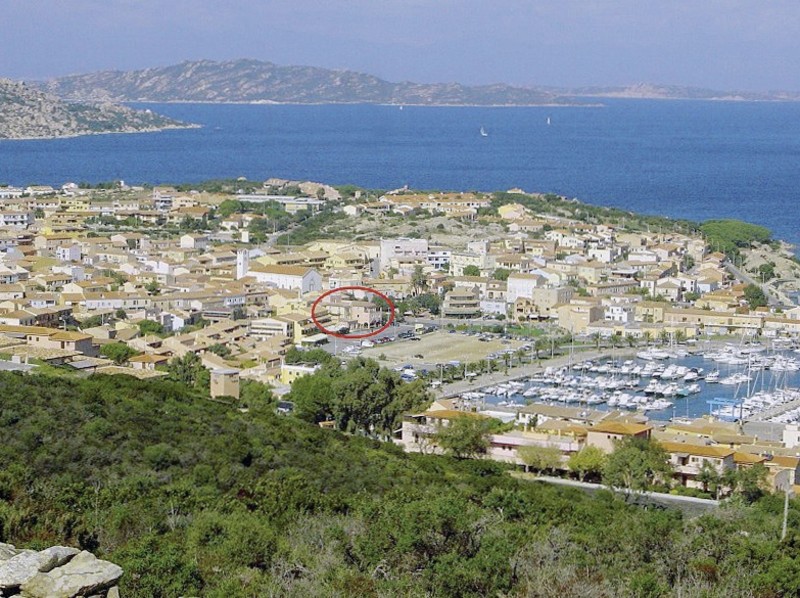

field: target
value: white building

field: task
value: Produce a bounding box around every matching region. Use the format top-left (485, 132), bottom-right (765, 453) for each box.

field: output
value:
top-left (379, 238), bottom-right (429, 271)
top-left (247, 264), bottom-right (322, 294)
top-left (0, 187), bottom-right (24, 199)
top-left (179, 234), bottom-right (209, 251)
top-left (236, 249), bottom-right (251, 280)
top-left (0, 212), bottom-right (33, 228)
top-left (506, 273), bottom-right (546, 303)
top-left (56, 244), bottom-right (82, 262)
top-left (426, 247), bottom-right (452, 271)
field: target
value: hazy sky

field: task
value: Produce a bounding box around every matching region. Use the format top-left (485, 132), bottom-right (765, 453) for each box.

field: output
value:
top-left (4, 0), bottom-right (800, 91)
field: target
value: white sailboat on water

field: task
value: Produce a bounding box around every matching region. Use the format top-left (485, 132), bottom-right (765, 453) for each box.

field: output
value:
top-left (546, 116), bottom-right (551, 125)
top-left (480, 126), bottom-right (488, 137)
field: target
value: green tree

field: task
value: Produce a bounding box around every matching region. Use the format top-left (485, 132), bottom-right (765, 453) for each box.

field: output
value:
top-left (462, 265), bottom-right (481, 277)
top-left (700, 219), bottom-right (772, 256)
top-left (217, 199), bottom-right (244, 218)
top-left (518, 445), bottom-right (563, 473)
top-left (99, 342), bottom-right (138, 365)
top-left (434, 415), bottom-right (492, 459)
top-left (114, 309), bottom-right (128, 320)
top-left (603, 437), bottom-right (673, 492)
top-left (758, 262), bottom-right (776, 281)
top-left (589, 332), bottom-right (602, 349)
top-left (744, 284), bottom-right (768, 310)
top-left (247, 217), bottom-right (270, 243)
top-left (137, 319), bottom-right (164, 336)
top-left (239, 379), bottom-right (273, 407)
top-left (411, 264), bottom-right (428, 295)
top-left (568, 446), bottom-right (607, 482)
top-left (288, 371), bottom-right (335, 423)
top-left (207, 343), bottom-right (232, 358)
top-left (415, 293), bottom-right (441, 316)
top-left (696, 461), bottom-right (721, 497)
top-left (533, 338), bottom-right (548, 362)
top-left (80, 315), bottom-right (104, 329)
top-left (492, 268), bottom-right (511, 281)
top-left (167, 353), bottom-right (210, 391)
top-left (144, 280), bottom-right (160, 295)
top-left (731, 463), bottom-right (769, 503)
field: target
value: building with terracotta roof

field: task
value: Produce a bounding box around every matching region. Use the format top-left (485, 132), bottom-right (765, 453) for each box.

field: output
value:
top-left (659, 441), bottom-right (735, 489)
top-left (586, 421), bottom-right (652, 453)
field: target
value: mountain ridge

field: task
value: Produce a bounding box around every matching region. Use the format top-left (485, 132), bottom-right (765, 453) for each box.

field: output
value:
top-left (34, 59), bottom-right (800, 105)
top-left (35, 59), bottom-right (576, 106)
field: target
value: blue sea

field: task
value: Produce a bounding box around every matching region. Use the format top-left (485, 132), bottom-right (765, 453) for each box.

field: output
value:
top-left (1, 99), bottom-right (800, 245)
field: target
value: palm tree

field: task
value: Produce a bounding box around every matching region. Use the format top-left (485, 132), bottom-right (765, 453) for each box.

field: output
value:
top-left (589, 332), bottom-right (602, 350)
top-left (534, 338), bottom-right (547, 363)
top-left (697, 461), bottom-right (721, 497)
top-left (411, 264), bottom-right (427, 296)
top-left (625, 333), bottom-right (637, 348)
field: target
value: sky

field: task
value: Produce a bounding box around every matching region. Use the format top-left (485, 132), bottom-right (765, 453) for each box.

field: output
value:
top-left (3, 0), bottom-right (800, 91)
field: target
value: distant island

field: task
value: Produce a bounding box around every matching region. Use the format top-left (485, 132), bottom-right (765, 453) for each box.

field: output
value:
top-left (0, 78), bottom-right (195, 140)
top-left (35, 59), bottom-right (580, 106)
top-left (33, 59), bottom-right (800, 106)
top-left (552, 82), bottom-right (800, 102)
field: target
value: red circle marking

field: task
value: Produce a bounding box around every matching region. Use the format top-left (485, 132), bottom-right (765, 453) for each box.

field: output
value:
top-left (310, 286), bottom-right (396, 339)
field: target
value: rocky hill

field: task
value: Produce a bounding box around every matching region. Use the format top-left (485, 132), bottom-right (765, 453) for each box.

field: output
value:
top-left (37, 59), bottom-right (575, 106)
top-left (0, 78), bottom-right (194, 139)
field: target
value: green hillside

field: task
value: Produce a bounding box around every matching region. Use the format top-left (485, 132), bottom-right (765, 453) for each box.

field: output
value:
top-left (0, 371), bottom-right (798, 597)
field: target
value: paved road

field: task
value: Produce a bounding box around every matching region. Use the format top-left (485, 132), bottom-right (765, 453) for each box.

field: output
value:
top-left (513, 474), bottom-right (720, 516)
top-left (725, 261), bottom-right (787, 307)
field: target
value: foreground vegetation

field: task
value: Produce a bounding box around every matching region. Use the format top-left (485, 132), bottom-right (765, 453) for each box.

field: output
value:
top-left (1, 372), bottom-right (800, 596)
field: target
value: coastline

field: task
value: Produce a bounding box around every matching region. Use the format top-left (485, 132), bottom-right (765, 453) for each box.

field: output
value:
top-left (117, 99), bottom-right (604, 108)
top-left (0, 122), bottom-right (201, 142)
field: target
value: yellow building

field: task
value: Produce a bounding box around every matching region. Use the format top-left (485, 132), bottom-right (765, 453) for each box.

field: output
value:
top-left (280, 363), bottom-right (320, 385)
top-left (585, 421), bottom-right (652, 453)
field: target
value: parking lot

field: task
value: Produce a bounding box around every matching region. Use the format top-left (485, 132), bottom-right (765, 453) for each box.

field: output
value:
top-left (360, 329), bottom-right (526, 369)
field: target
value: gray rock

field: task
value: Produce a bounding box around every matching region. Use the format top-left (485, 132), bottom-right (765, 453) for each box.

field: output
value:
top-left (37, 546), bottom-right (80, 573)
top-left (107, 586), bottom-right (120, 598)
top-left (0, 543), bottom-right (19, 561)
top-left (0, 545), bottom-right (79, 589)
top-left (0, 550), bottom-right (49, 589)
top-left (20, 551), bottom-right (123, 598)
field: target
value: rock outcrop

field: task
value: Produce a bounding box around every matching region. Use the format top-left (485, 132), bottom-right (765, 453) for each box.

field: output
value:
top-left (0, 543), bottom-right (121, 598)
top-left (0, 78), bottom-right (194, 139)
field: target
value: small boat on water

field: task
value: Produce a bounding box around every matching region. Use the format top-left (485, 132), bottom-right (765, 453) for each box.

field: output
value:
top-left (480, 126), bottom-right (488, 137)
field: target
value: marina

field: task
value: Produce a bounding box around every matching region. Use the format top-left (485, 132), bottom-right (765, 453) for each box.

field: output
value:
top-left (454, 341), bottom-right (800, 424)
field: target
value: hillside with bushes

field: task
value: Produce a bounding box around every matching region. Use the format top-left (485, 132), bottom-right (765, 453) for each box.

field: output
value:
top-left (1, 371), bottom-right (799, 596)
